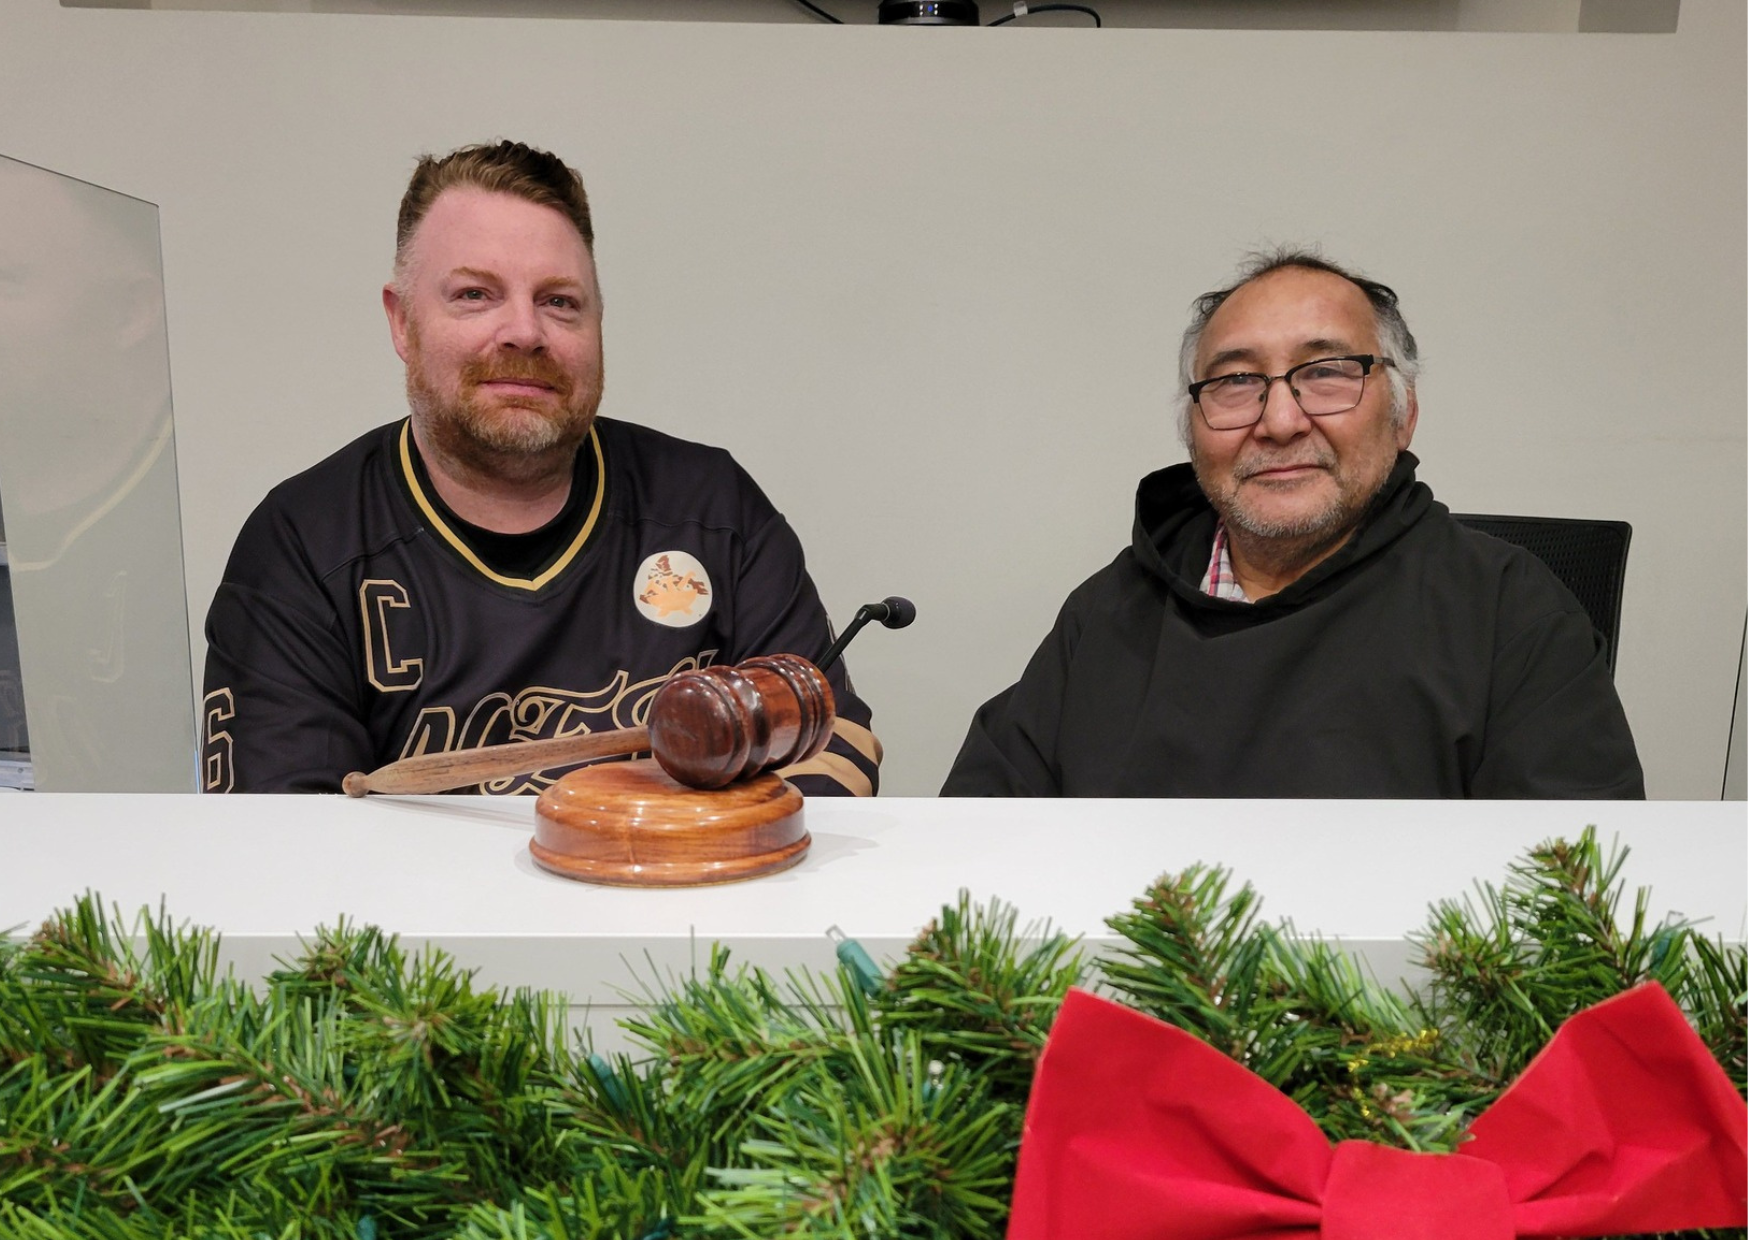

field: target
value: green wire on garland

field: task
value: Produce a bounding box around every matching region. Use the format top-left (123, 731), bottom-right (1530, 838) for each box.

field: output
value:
top-left (826, 924), bottom-right (885, 996)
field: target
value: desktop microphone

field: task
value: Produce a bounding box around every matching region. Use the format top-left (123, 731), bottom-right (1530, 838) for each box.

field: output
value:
top-left (818, 596), bottom-right (916, 671)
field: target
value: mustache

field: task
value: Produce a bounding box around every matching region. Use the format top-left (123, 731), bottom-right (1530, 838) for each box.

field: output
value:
top-left (1233, 449), bottom-right (1335, 481)
top-left (460, 354), bottom-right (573, 395)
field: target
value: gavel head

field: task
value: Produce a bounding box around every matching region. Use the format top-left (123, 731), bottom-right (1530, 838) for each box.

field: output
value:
top-left (647, 653), bottom-right (836, 789)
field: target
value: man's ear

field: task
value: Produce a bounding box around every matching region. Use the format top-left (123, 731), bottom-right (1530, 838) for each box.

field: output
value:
top-left (383, 283), bottom-right (411, 364)
top-left (1395, 388), bottom-right (1419, 448)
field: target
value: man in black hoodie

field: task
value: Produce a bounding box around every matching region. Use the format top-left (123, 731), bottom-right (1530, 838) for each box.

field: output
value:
top-left (942, 250), bottom-right (1643, 798)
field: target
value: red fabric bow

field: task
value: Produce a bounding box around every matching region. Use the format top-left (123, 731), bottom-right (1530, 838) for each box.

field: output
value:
top-left (1008, 984), bottom-right (1746, 1239)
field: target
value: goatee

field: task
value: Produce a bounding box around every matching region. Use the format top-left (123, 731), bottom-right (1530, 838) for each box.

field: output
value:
top-left (1193, 446), bottom-right (1360, 541)
top-left (404, 337), bottom-right (602, 480)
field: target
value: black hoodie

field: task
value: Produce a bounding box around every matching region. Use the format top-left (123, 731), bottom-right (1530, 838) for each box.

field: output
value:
top-left (942, 453), bottom-right (1644, 798)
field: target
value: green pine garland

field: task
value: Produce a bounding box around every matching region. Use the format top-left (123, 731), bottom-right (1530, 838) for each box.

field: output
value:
top-left (0, 826), bottom-right (1741, 1239)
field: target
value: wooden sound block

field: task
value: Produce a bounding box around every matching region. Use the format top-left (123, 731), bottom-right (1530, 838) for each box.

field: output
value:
top-left (529, 759), bottom-right (810, 887)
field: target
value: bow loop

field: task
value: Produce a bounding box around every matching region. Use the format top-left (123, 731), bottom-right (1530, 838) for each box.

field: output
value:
top-left (1463, 984), bottom-right (1748, 1236)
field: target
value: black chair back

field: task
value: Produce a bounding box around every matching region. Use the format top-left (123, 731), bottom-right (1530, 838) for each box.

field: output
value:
top-left (1452, 514), bottom-right (1631, 677)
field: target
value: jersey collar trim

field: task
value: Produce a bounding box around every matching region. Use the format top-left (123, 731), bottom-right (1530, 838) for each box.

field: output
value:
top-left (397, 420), bottom-right (606, 591)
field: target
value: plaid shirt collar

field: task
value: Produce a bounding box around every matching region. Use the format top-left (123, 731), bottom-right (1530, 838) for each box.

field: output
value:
top-left (1200, 519), bottom-right (1253, 603)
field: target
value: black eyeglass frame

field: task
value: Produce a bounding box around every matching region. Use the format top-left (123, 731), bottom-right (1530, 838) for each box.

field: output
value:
top-left (1187, 354), bottom-right (1396, 429)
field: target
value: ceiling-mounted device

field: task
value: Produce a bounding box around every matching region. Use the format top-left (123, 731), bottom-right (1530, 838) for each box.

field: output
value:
top-left (878, 2), bottom-right (980, 24)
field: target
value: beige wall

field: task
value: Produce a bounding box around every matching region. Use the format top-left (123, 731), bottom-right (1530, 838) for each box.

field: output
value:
top-left (1, 0), bottom-right (1741, 795)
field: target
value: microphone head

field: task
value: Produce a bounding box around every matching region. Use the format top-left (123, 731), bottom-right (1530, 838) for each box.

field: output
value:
top-left (878, 596), bottom-right (917, 629)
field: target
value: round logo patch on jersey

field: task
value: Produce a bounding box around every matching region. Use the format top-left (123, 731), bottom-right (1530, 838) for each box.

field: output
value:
top-left (633, 550), bottom-right (713, 627)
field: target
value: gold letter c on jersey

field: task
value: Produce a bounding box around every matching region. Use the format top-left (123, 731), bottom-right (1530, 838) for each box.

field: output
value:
top-left (361, 579), bottom-right (423, 692)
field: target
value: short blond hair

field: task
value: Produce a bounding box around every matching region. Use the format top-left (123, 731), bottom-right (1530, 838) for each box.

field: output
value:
top-left (395, 140), bottom-right (594, 276)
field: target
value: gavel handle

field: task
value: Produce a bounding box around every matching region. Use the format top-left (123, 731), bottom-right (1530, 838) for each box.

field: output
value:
top-left (342, 725), bottom-right (652, 797)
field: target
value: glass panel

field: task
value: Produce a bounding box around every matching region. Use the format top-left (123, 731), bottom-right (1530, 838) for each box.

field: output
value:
top-left (0, 507), bottom-right (28, 788)
top-left (0, 155), bottom-right (197, 791)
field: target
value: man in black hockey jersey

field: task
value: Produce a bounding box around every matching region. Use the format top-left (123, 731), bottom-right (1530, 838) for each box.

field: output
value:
top-left (202, 141), bottom-right (880, 795)
top-left (942, 250), bottom-right (1642, 798)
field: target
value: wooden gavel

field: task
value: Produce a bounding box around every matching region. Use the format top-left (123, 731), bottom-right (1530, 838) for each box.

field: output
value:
top-left (341, 654), bottom-right (835, 797)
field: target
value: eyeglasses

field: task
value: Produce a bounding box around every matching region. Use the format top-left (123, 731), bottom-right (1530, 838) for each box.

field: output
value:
top-left (1188, 355), bottom-right (1395, 431)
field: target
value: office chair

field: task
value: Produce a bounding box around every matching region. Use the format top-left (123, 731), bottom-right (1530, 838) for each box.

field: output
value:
top-left (1452, 515), bottom-right (1631, 677)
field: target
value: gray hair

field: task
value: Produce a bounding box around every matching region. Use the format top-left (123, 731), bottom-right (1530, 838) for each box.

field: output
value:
top-left (1175, 247), bottom-right (1421, 446)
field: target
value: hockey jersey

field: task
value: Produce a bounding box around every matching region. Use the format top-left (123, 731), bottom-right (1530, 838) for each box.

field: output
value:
top-left (202, 417), bottom-right (880, 796)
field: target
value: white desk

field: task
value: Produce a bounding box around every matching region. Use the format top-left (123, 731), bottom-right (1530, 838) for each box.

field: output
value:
top-left (2, 796), bottom-right (1741, 1048)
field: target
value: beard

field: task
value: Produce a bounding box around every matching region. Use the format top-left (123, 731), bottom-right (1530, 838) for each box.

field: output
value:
top-left (403, 322), bottom-right (603, 476)
top-left (1192, 443), bottom-right (1375, 542)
